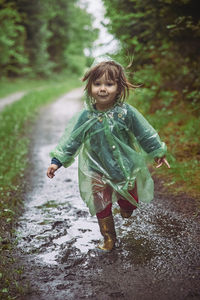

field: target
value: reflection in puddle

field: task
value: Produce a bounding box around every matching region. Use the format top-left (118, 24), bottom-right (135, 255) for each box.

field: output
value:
top-left (38, 251), bottom-right (58, 265)
top-left (53, 217), bottom-right (100, 254)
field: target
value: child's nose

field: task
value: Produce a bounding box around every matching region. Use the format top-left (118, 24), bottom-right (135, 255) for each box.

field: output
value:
top-left (100, 84), bottom-right (106, 91)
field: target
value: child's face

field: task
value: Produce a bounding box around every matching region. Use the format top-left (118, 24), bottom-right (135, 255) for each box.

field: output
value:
top-left (91, 74), bottom-right (118, 111)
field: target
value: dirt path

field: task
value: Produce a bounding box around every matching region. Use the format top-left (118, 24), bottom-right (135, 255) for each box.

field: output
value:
top-left (16, 88), bottom-right (199, 300)
top-left (0, 91), bottom-right (26, 111)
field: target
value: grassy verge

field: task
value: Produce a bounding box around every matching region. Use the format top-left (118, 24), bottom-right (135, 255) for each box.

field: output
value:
top-left (128, 83), bottom-right (200, 213)
top-left (0, 76), bottom-right (81, 299)
top-left (0, 73), bottom-right (78, 99)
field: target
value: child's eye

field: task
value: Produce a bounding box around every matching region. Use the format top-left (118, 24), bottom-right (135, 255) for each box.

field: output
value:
top-left (94, 82), bottom-right (100, 86)
top-left (107, 83), bottom-right (114, 86)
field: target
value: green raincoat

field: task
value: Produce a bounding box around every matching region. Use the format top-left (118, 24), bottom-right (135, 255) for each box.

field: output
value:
top-left (50, 101), bottom-right (167, 216)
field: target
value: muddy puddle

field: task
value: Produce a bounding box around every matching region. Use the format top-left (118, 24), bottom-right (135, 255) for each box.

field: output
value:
top-left (16, 88), bottom-right (200, 300)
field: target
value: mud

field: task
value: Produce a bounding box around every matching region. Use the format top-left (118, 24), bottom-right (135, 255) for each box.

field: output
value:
top-left (16, 88), bottom-right (199, 300)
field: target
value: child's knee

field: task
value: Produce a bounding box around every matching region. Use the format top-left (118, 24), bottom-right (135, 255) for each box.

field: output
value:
top-left (96, 203), bottom-right (112, 219)
top-left (118, 198), bottom-right (137, 210)
top-left (118, 198), bottom-right (137, 219)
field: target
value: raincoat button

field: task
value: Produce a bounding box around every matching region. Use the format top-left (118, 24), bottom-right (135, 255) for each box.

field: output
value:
top-left (112, 145), bottom-right (116, 149)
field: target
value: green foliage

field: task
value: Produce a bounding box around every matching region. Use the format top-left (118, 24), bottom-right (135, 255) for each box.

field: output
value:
top-left (0, 0), bottom-right (98, 78)
top-left (128, 82), bottom-right (200, 200)
top-left (0, 1), bottom-right (29, 76)
top-left (47, 0), bottom-right (98, 74)
top-left (0, 74), bottom-right (78, 98)
top-left (103, 0), bottom-right (200, 105)
top-left (0, 77), bottom-right (50, 98)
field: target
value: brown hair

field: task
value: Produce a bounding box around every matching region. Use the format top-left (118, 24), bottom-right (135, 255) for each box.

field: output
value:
top-left (82, 61), bottom-right (136, 102)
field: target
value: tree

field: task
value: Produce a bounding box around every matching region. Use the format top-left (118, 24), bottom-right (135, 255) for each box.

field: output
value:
top-left (102, 0), bottom-right (200, 103)
top-left (0, 0), bottom-right (28, 76)
top-left (0, 0), bottom-right (98, 77)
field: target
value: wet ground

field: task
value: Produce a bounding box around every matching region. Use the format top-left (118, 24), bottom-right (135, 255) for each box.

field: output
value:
top-left (16, 88), bottom-right (199, 300)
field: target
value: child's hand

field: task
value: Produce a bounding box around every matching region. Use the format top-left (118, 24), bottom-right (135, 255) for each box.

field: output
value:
top-left (47, 164), bottom-right (59, 178)
top-left (155, 157), bottom-right (170, 169)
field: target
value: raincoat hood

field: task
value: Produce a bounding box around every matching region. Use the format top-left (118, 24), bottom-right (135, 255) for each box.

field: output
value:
top-left (83, 55), bottom-right (123, 112)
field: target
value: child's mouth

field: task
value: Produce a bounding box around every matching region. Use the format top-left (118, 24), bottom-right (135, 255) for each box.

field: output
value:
top-left (98, 94), bottom-right (108, 98)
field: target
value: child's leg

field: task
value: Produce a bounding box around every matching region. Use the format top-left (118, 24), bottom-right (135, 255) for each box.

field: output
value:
top-left (92, 174), bottom-right (116, 251)
top-left (97, 213), bottom-right (116, 251)
top-left (96, 196), bottom-right (116, 251)
top-left (96, 203), bottom-right (112, 219)
top-left (117, 183), bottom-right (138, 218)
top-left (92, 173), bottom-right (113, 213)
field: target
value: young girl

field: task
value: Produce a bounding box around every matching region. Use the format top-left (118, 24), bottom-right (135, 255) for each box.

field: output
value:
top-left (47, 56), bottom-right (170, 251)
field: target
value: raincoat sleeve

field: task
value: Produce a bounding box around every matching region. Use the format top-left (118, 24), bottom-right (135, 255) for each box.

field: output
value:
top-left (50, 110), bottom-right (88, 168)
top-left (127, 105), bottom-right (167, 159)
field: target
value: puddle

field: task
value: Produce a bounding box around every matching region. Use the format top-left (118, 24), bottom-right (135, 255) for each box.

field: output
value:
top-left (38, 251), bottom-right (58, 265)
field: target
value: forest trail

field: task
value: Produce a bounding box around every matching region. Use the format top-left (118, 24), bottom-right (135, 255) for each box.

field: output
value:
top-left (16, 88), bottom-right (199, 300)
top-left (0, 92), bottom-right (26, 112)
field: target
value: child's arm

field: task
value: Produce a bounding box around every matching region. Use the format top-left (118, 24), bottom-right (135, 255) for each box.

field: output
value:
top-left (49, 110), bottom-right (89, 169)
top-left (47, 157), bottom-right (62, 178)
top-left (128, 105), bottom-right (170, 167)
top-left (47, 164), bottom-right (59, 178)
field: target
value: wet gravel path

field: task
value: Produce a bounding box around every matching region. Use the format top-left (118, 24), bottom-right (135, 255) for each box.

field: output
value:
top-left (16, 88), bottom-right (200, 300)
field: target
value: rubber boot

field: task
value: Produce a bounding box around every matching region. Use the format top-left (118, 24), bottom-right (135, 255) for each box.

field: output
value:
top-left (97, 215), bottom-right (116, 251)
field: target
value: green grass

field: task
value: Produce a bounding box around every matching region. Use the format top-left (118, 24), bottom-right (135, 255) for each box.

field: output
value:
top-left (0, 73), bottom-right (77, 99)
top-left (0, 76), bottom-right (81, 299)
top-left (128, 86), bottom-right (200, 210)
top-left (0, 78), bottom-right (38, 98)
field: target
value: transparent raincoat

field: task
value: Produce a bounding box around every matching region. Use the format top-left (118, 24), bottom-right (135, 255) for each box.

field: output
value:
top-left (50, 97), bottom-right (167, 216)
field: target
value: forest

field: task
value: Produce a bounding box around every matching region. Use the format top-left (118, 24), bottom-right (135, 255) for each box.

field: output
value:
top-left (0, 0), bottom-right (97, 77)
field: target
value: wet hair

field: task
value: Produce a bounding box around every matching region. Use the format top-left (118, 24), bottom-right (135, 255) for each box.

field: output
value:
top-left (82, 61), bottom-right (136, 102)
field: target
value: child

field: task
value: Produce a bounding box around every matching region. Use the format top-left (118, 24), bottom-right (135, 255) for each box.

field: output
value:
top-left (47, 56), bottom-right (170, 251)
